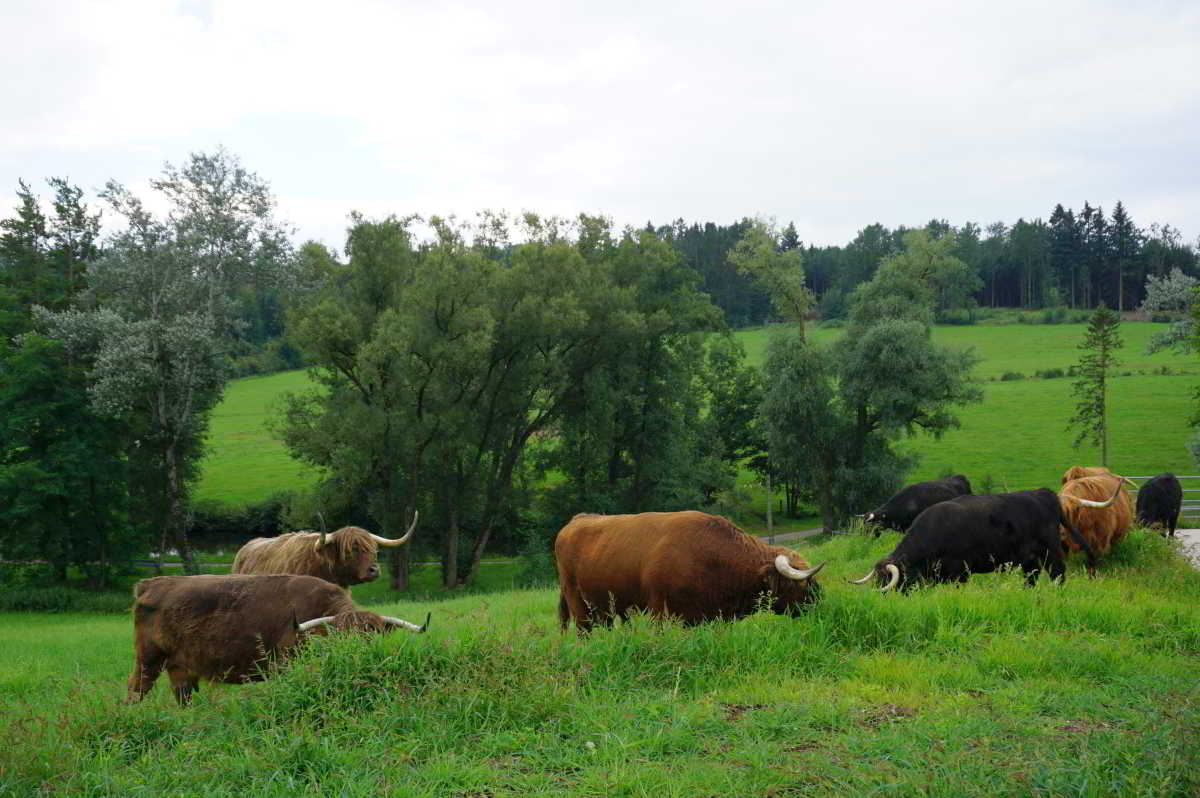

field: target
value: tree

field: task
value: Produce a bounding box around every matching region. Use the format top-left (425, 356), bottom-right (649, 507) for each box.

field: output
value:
top-left (1108, 201), bottom-right (1141, 312)
top-left (1068, 303), bottom-right (1123, 465)
top-left (40, 150), bottom-right (292, 573)
top-left (874, 230), bottom-right (981, 318)
top-left (757, 234), bottom-right (981, 531)
top-left (0, 178), bottom-right (127, 586)
top-left (727, 219), bottom-right (813, 328)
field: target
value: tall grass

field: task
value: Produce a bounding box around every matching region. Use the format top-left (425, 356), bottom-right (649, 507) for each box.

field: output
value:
top-left (3, 531), bottom-right (1197, 796)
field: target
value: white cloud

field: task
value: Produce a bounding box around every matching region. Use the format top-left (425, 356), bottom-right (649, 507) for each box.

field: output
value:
top-left (2, 0), bottom-right (1198, 248)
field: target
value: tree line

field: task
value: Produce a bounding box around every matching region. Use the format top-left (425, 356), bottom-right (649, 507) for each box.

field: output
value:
top-left (1, 150), bottom-right (1195, 590)
top-left (661, 206), bottom-right (1198, 326)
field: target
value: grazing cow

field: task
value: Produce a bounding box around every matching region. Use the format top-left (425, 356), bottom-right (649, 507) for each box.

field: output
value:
top-left (232, 513), bottom-right (418, 588)
top-left (848, 489), bottom-right (1096, 592)
top-left (1059, 476), bottom-right (1135, 569)
top-left (862, 474), bottom-right (972, 535)
top-left (554, 511), bottom-right (824, 633)
top-left (1135, 473), bottom-right (1183, 537)
top-left (126, 574), bottom-right (429, 705)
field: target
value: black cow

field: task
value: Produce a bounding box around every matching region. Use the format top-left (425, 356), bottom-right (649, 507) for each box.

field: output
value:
top-left (849, 489), bottom-right (1095, 592)
top-left (1135, 473), bottom-right (1183, 537)
top-left (862, 475), bottom-right (972, 536)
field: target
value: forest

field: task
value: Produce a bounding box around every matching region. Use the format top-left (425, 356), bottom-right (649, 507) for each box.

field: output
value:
top-left (2, 150), bottom-right (1198, 592)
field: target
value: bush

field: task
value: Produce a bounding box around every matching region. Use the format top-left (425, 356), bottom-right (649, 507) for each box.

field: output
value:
top-left (189, 494), bottom-right (291, 551)
top-left (1040, 306), bottom-right (1068, 324)
top-left (999, 371), bottom-right (1025, 381)
top-left (1034, 368), bottom-right (1065, 379)
top-left (818, 318), bottom-right (845, 329)
top-left (0, 586), bottom-right (132, 613)
top-left (937, 308), bottom-right (976, 325)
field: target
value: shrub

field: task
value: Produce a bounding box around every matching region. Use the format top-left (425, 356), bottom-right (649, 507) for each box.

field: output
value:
top-left (0, 586), bottom-right (132, 613)
top-left (818, 317), bottom-right (844, 329)
top-left (999, 371), bottom-right (1025, 381)
top-left (1040, 306), bottom-right (1068, 324)
top-left (937, 308), bottom-right (976, 325)
top-left (1034, 368), bottom-right (1065, 379)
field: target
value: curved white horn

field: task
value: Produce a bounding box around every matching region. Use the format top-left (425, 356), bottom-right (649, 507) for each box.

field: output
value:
top-left (380, 612), bottom-right (430, 633)
top-left (371, 511), bottom-right (418, 547)
top-left (1063, 483), bottom-right (1123, 509)
top-left (297, 615), bottom-right (336, 632)
top-left (864, 513), bottom-right (875, 523)
top-left (848, 569), bottom-right (875, 585)
top-left (879, 563), bottom-right (901, 593)
top-left (774, 555), bottom-right (825, 581)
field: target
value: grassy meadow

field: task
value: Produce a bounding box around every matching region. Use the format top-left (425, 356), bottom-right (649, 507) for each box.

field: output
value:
top-left (196, 319), bottom-right (1200, 516)
top-left (2, 530), bottom-right (1198, 796)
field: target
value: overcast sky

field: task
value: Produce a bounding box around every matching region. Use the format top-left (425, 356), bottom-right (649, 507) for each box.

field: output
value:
top-left (3, 0), bottom-right (1198, 253)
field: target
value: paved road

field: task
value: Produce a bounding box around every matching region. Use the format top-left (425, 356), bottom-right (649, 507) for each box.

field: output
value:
top-left (1175, 529), bottom-right (1200, 569)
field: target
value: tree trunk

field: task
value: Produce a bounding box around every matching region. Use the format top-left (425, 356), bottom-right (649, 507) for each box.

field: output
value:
top-left (765, 469), bottom-right (773, 537)
top-left (443, 503), bottom-right (460, 589)
top-left (163, 440), bottom-right (198, 574)
top-left (388, 547), bottom-right (410, 591)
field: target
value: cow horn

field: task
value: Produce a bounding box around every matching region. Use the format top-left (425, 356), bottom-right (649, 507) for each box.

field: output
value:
top-left (774, 555), bottom-right (825, 581)
top-left (380, 612), bottom-right (431, 633)
top-left (297, 615), bottom-right (336, 632)
top-left (848, 569), bottom-right (875, 585)
top-left (863, 513), bottom-right (875, 523)
top-left (1063, 482), bottom-right (1123, 509)
top-left (879, 564), bottom-right (901, 593)
top-left (371, 511), bottom-right (418, 547)
top-left (317, 512), bottom-right (328, 548)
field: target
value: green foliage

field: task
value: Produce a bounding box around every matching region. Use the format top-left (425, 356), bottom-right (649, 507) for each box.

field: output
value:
top-left (37, 150), bottom-right (293, 574)
top-left (727, 219), bottom-right (813, 325)
top-left (1068, 303), bottom-right (1124, 464)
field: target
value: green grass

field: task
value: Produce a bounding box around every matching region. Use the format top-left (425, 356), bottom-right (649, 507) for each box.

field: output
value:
top-left (196, 320), bottom-right (1200, 514)
top-left (3, 530), bottom-right (1198, 795)
top-left (195, 369), bottom-right (317, 505)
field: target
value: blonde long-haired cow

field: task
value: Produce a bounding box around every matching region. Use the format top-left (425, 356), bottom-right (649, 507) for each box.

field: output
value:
top-left (232, 513), bottom-right (417, 588)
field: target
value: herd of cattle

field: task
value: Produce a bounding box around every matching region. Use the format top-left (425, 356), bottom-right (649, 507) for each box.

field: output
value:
top-left (126, 468), bottom-right (1184, 705)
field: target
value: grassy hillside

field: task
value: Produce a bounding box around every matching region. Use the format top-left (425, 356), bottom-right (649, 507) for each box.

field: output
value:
top-left (196, 320), bottom-right (1200, 508)
top-left (3, 530), bottom-right (1197, 795)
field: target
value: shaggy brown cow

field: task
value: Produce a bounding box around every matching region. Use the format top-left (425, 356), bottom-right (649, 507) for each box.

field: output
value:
top-left (1061, 465), bottom-right (1137, 486)
top-left (1059, 477), bottom-right (1131, 574)
top-left (554, 511), bottom-right (824, 633)
top-left (232, 513), bottom-right (418, 588)
top-left (126, 574), bottom-right (428, 705)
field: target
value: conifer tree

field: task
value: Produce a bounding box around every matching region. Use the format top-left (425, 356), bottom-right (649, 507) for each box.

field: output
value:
top-left (1068, 303), bottom-right (1123, 464)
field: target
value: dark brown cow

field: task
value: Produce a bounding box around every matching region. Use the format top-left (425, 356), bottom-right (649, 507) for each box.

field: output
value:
top-left (232, 513), bottom-right (418, 588)
top-left (554, 511), bottom-right (824, 633)
top-left (1058, 477), bottom-right (1131, 574)
top-left (126, 574), bottom-right (428, 705)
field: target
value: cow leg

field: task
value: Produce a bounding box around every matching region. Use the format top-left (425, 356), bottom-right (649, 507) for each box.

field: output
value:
top-left (1169, 511), bottom-right (1179, 538)
top-left (166, 666), bottom-right (198, 706)
top-left (1038, 547), bottom-right (1066, 585)
top-left (558, 593), bottom-right (571, 633)
top-left (125, 647), bottom-right (165, 704)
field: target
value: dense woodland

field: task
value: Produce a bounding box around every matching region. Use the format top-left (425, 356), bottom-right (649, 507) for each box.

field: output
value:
top-left (2, 151), bottom-right (1198, 591)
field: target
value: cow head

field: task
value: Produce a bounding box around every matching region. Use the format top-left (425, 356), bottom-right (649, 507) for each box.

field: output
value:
top-left (315, 513), bottom-right (418, 585)
top-left (763, 553), bottom-right (825, 614)
top-left (297, 609), bottom-right (431, 636)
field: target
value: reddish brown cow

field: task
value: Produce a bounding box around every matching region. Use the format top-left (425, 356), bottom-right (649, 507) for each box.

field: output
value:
top-left (232, 513), bottom-right (418, 588)
top-left (126, 574), bottom-right (428, 705)
top-left (1059, 477), bottom-right (1132, 574)
top-left (554, 511), bottom-right (824, 633)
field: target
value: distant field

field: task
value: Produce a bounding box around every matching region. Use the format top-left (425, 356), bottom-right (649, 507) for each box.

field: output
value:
top-left (195, 369), bottom-right (317, 504)
top-left (197, 320), bottom-right (1200, 509)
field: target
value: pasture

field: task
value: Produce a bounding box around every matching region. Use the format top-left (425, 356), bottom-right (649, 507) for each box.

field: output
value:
top-left (2, 530), bottom-right (1198, 795)
top-left (195, 319), bottom-right (1200, 515)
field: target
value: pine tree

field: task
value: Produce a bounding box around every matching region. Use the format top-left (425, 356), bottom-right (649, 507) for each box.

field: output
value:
top-left (1068, 303), bottom-right (1123, 464)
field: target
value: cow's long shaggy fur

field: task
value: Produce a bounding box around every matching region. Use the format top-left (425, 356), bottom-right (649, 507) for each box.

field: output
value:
top-left (554, 510), bottom-right (821, 633)
top-left (127, 574), bottom-right (360, 705)
top-left (1062, 465), bottom-right (1117, 484)
top-left (1059, 475), bottom-right (1134, 557)
top-left (232, 526), bottom-right (380, 587)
